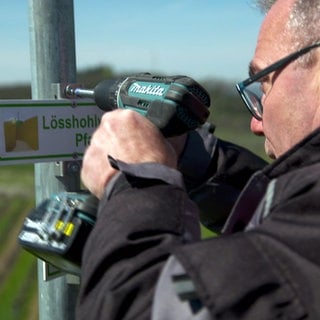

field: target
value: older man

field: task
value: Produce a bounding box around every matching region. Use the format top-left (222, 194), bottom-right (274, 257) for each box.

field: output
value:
top-left (77, 0), bottom-right (320, 319)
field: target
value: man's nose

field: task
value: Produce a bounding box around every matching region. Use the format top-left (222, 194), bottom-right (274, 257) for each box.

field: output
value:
top-left (250, 117), bottom-right (264, 136)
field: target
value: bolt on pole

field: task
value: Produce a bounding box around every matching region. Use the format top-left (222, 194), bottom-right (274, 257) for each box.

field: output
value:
top-left (28, 0), bottom-right (79, 319)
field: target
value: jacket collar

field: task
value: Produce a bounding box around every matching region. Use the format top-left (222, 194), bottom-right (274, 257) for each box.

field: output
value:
top-left (263, 127), bottom-right (320, 179)
top-left (222, 127), bottom-right (320, 234)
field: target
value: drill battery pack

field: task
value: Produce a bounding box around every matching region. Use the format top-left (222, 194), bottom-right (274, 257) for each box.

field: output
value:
top-left (18, 192), bottom-right (98, 275)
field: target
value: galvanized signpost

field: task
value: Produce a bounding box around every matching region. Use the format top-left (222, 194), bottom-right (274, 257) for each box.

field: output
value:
top-left (30, 1), bottom-right (79, 318)
top-left (0, 0), bottom-right (98, 319)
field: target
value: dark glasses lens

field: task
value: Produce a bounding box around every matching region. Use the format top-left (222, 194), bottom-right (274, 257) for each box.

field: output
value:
top-left (243, 82), bottom-right (263, 120)
top-left (237, 81), bottom-right (263, 120)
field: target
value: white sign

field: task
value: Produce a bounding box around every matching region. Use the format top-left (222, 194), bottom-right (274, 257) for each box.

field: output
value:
top-left (0, 99), bottom-right (104, 165)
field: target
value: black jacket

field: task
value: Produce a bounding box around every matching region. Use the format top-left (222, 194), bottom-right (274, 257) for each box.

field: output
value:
top-left (77, 127), bottom-right (320, 319)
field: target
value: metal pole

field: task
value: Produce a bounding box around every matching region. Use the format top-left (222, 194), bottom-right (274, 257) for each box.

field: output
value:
top-left (28, 1), bottom-right (79, 319)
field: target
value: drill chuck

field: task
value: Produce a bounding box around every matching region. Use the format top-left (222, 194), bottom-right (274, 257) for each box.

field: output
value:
top-left (65, 79), bottom-right (125, 112)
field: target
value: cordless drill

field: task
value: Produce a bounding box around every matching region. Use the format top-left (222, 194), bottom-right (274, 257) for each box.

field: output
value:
top-left (65, 73), bottom-right (211, 137)
top-left (18, 73), bottom-right (211, 275)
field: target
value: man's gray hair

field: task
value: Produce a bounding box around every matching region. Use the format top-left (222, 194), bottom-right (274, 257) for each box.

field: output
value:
top-left (254, 0), bottom-right (276, 13)
top-left (290, 0), bottom-right (320, 49)
top-left (254, 0), bottom-right (320, 57)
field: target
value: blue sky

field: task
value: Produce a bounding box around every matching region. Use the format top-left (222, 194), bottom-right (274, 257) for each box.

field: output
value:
top-left (0, 1), bottom-right (264, 85)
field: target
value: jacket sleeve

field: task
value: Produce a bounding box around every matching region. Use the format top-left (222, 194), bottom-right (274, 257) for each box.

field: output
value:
top-left (76, 126), bottom-right (267, 319)
top-left (166, 165), bottom-right (320, 319)
top-left (179, 123), bottom-right (268, 231)
top-left (76, 165), bottom-right (201, 320)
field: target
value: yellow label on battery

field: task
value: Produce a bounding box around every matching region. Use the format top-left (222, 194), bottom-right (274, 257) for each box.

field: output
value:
top-left (55, 220), bottom-right (65, 231)
top-left (64, 222), bottom-right (74, 236)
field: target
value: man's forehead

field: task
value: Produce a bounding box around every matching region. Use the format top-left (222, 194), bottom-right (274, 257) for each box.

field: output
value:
top-left (250, 0), bottom-right (294, 75)
top-left (258, 0), bottom-right (293, 41)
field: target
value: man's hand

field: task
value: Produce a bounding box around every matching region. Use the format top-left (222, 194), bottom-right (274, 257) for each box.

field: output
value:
top-left (81, 109), bottom-right (178, 199)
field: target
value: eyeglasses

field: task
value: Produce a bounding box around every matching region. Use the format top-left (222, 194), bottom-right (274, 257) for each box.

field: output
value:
top-left (236, 41), bottom-right (320, 120)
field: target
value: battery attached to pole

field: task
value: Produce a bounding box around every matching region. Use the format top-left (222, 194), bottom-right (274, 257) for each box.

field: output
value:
top-left (18, 192), bottom-right (98, 275)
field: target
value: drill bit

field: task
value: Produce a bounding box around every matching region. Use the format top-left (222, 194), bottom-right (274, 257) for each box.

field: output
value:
top-left (65, 85), bottom-right (94, 99)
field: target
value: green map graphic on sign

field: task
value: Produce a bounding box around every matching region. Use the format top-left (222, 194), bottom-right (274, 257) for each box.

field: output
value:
top-left (4, 116), bottom-right (39, 152)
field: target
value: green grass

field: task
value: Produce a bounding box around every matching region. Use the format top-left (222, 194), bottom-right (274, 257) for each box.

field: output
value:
top-left (201, 224), bottom-right (217, 238)
top-left (0, 249), bottom-right (37, 320)
top-left (0, 164), bottom-right (34, 181)
top-left (0, 164), bottom-right (38, 320)
top-left (0, 199), bottom-right (30, 250)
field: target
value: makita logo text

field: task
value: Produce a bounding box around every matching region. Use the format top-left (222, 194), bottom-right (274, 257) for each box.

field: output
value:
top-left (129, 83), bottom-right (165, 96)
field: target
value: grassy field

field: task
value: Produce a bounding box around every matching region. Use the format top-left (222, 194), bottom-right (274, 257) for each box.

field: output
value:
top-left (0, 164), bottom-right (38, 320)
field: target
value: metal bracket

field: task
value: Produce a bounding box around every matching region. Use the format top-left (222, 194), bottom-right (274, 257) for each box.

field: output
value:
top-left (54, 160), bottom-right (82, 191)
top-left (42, 261), bottom-right (80, 284)
top-left (42, 261), bottom-right (65, 281)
